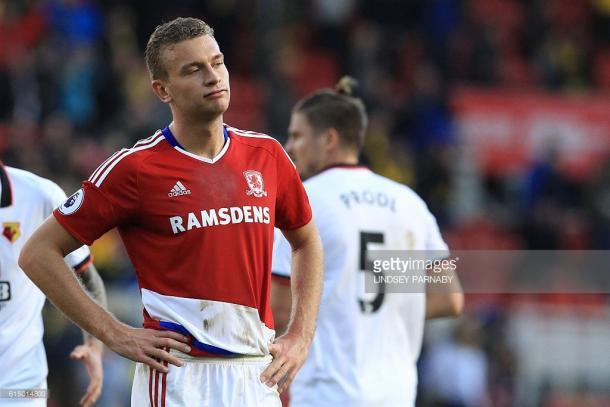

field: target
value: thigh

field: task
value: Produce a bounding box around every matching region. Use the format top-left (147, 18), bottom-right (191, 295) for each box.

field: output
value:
top-left (131, 362), bottom-right (166, 407)
top-left (167, 360), bottom-right (281, 407)
top-left (132, 358), bottom-right (281, 407)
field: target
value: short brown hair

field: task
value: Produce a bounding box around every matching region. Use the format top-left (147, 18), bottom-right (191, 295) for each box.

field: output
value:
top-left (145, 17), bottom-right (215, 80)
top-left (293, 76), bottom-right (368, 151)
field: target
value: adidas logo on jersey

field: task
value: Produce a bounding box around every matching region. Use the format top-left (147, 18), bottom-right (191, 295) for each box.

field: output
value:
top-left (168, 181), bottom-right (192, 197)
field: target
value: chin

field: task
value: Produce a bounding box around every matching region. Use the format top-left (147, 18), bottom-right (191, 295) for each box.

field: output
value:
top-left (211, 98), bottom-right (230, 115)
top-left (198, 103), bottom-right (229, 119)
top-left (215, 93), bottom-right (230, 110)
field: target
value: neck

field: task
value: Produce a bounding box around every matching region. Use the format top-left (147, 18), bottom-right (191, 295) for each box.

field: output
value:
top-left (169, 113), bottom-right (225, 159)
top-left (324, 150), bottom-right (359, 167)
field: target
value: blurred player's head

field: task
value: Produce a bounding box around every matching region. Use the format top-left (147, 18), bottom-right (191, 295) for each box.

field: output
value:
top-left (146, 17), bottom-right (230, 121)
top-left (286, 76), bottom-right (367, 180)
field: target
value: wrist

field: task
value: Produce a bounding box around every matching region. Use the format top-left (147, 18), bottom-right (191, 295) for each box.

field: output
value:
top-left (95, 315), bottom-right (125, 346)
top-left (284, 324), bottom-right (314, 345)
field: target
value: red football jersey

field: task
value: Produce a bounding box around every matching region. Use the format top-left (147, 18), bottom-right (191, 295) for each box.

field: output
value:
top-left (54, 124), bottom-right (312, 356)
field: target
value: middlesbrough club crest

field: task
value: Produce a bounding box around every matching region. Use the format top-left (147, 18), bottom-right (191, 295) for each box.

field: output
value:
top-left (243, 170), bottom-right (267, 198)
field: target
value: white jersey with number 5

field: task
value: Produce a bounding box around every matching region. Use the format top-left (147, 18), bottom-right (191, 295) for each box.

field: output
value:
top-left (0, 164), bottom-right (91, 391)
top-left (272, 165), bottom-right (448, 407)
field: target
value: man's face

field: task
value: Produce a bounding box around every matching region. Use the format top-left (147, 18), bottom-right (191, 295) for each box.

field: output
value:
top-left (158, 35), bottom-right (230, 119)
top-left (286, 112), bottom-right (326, 180)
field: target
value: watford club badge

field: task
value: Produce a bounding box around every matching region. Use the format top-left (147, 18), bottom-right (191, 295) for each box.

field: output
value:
top-left (243, 170), bottom-right (267, 198)
top-left (2, 222), bottom-right (21, 243)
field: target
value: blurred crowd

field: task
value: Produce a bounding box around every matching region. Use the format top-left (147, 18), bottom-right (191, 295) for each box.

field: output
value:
top-left (1, 0), bottom-right (609, 406)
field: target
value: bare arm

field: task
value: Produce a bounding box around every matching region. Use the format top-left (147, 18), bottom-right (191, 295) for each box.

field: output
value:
top-left (75, 263), bottom-right (108, 344)
top-left (71, 263), bottom-right (107, 407)
top-left (261, 220), bottom-right (323, 393)
top-left (270, 277), bottom-right (292, 335)
top-left (19, 216), bottom-right (191, 372)
top-left (78, 264), bottom-right (108, 311)
top-left (425, 265), bottom-right (464, 319)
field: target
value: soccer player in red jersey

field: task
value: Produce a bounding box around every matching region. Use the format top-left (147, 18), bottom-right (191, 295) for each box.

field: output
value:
top-left (19, 17), bottom-right (323, 406)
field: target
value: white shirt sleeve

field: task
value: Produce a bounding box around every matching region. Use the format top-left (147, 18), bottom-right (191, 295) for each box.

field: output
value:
top-left (272, 228), bottom-right (292, 278)
top-left (424, 208), bottom-right (450, 259)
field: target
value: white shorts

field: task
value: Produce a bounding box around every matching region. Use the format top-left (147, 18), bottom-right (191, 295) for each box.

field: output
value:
top-left (131, 352), bottom-right (281, 407)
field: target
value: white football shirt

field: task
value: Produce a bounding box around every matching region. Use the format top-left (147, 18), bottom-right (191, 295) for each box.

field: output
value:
top-left (273, 165), bottom-right (449, 407)
top-left (0, 164), bottom-right (91, 390)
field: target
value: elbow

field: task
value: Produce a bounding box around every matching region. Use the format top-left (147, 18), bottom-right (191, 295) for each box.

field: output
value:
top-left (451, 292), bottom-right (465, 317)
top-left (18, 240), bottom-right (36, 277)
top-left (426, 291), bottom-right (465, 319)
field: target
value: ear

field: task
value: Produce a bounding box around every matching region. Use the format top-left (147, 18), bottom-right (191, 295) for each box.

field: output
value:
top-left (324, 128), bottom-right (341, 151)
top-left (151, 79), bottom-right (172, 103)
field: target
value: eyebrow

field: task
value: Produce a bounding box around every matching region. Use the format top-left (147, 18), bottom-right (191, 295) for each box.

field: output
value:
top-left (179, 62), bottom-right (202, 72)
top-left (179, 53), bottom-right (224, 72)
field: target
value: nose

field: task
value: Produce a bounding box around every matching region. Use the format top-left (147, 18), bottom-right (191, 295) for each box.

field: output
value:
top-left (204, 64), bottom-right (221, 86)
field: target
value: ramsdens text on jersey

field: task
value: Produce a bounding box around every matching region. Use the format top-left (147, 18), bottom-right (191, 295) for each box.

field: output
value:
top-left (169, 205), bottom-right (271, 234)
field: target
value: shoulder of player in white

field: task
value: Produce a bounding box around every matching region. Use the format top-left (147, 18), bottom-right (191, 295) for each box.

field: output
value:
top-left (5, 166), bottom-right (66, 202)
top-left (88, 131), bottom-right (165, 187)
top-left (304, 169), bottom-right (431, 214)
top-left (364, 172), bottom-right (431, 210)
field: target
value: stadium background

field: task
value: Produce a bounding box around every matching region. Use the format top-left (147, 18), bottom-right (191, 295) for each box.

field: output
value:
top-left (1, 0), bottom-right (609, 405)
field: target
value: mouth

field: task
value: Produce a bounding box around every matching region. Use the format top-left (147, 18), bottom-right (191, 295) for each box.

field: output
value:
top-left (204, 89), bottom-right (227, 98)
